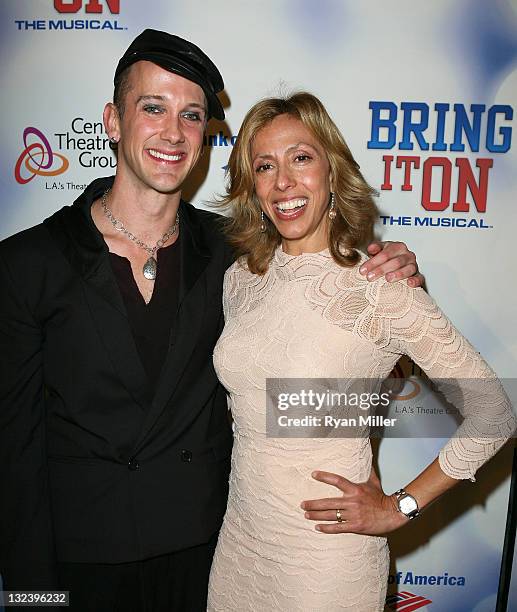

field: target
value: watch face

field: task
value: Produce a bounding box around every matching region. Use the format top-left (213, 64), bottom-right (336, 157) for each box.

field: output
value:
top-left (399, 495), bottom-right (418, 514)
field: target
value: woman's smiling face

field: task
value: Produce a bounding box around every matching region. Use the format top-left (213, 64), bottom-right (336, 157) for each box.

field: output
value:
top-left (251, 114), bottom-right (332, 255)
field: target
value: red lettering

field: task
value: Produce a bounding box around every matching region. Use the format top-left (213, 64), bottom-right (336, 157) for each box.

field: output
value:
top-left (54, 0), bottom-right (82, 12)
top-left (396, 156), bottom-right (420, 191)
top-left (421, 157), bottom-right (451, 211)
top-left (381, 155), bottom-right (393, 190)
top-left (85, 0), bottom-right (120, 13)
top-left (54, 0), bottom-right (120, 13)
top-left (453, 158), bottom-right (493, 213)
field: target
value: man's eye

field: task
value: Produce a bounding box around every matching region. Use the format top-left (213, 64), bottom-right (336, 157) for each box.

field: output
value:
top-left (143, 105), bottom-right (164, 114)
top-left (182, 111), bottom-right (202, 122)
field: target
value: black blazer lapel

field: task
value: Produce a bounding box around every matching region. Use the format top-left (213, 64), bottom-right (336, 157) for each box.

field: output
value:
top-left (81, 267), bottom-right (151, 413)
top-left (44, 179), bottom-right (151, 412)
top-left (133, 201), bottom-right (212, 450)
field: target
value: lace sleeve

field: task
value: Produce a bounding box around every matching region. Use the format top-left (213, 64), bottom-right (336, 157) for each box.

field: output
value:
top-left (372, 280), bottom-right (516, 481)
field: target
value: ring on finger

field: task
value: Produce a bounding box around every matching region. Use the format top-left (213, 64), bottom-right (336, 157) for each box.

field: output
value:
top-left (336, 508), bottom-right (344, 523)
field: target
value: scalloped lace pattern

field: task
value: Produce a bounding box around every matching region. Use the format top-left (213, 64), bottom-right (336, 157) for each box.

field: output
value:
top-left (207, 248), bottom-right (514, 611)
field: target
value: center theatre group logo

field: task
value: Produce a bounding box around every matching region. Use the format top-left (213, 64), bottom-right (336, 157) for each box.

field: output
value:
top-left (15, 127), bottom-right (69, 184)
top-left (386, 591), bottom-right (432, 610)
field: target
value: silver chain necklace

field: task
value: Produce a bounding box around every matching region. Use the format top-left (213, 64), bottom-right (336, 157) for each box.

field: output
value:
top-left (101, 188), bottom-right (179, 281)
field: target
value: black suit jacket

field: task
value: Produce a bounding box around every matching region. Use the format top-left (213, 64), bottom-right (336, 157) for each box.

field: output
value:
top-left (0, 177), bottom-right (234, 588)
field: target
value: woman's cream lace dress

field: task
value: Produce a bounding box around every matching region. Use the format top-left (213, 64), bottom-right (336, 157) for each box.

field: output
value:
top-left (207, 248), bottom-right (515, 612)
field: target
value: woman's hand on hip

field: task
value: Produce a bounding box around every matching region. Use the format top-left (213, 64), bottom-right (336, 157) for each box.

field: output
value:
top-left (301, 468), bottom-right (408, 535)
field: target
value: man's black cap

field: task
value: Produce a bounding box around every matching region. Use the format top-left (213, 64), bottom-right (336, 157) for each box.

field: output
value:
top-left (115, 29), bottom-right (225, 120)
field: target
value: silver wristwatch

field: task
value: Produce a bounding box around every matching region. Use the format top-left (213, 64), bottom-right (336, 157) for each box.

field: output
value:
top-left (394, 488), bottom-right (420, 520)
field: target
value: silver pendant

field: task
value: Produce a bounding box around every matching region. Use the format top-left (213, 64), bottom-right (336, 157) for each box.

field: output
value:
top-left (142, 256), bottom-right (157, 280)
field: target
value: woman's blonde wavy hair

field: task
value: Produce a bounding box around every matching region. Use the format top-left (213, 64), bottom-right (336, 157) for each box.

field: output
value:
top-left (218, 92), bottom-right (378, 274)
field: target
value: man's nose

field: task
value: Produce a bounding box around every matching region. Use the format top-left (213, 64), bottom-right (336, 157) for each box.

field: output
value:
top-left (160, 115), bottom-right (185, 144)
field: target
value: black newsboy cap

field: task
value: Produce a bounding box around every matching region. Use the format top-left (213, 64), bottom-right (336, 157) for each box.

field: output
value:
top-left (115, 29), bottom-right (225, 120)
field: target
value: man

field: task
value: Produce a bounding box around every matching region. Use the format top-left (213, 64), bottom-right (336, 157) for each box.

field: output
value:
top-left (0, 29), bottom-right (422, 611)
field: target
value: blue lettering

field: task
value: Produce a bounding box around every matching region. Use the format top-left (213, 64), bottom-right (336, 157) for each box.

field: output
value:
top-left (414, 217), bottom-right (428, 226)
top-left (367, 102), bottom-right (397, 149)
top-left (451, 104), bottom-right (485, 152)
top-left (486, 105), bottom-right (513, 153)
top-left (399, 102), bottom-right (429, 150)
top-left (432, 103), bottom-right (450, 151)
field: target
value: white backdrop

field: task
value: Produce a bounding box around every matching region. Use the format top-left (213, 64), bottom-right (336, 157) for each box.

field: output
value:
top-left (1, 1), bottom-right (516, 610)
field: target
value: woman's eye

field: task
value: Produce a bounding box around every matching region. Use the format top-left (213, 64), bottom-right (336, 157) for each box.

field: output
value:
top-left (295, 154), bottom-right (311, 162)
top-left (255, 163), bottom-right (273, 173)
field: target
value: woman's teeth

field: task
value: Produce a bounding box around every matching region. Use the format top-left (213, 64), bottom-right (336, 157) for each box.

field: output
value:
top-left (148, 149), bottom-right (182, 161)
top-left (276, 198), bottom-right (307, 212)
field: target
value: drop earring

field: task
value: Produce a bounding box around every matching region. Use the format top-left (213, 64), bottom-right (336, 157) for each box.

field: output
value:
top-left (328, 192), bottom-right (337, 220)
top-left (260, 210), bottom-right (266, 233)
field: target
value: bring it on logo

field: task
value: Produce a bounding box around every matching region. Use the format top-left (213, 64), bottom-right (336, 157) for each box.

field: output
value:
top-left (386, 591), bottom-right (433, 610)
top-left (15, 127), bottom-right (69, 184)
top-left (53, 0), bottom-right (120, 13)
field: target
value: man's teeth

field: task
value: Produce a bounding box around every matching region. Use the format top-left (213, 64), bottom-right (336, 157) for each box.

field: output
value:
top-left (276, 198), bottom-right (307, 212)
top-left (148, 149), bottom-right (182, 161)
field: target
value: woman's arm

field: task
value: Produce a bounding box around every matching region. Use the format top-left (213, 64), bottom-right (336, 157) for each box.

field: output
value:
top-left (302, 280), bottom-right (516, 534)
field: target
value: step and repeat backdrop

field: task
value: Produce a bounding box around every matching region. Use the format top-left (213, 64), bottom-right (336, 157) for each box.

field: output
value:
top-left (1, 1), bottom-right (516, 611)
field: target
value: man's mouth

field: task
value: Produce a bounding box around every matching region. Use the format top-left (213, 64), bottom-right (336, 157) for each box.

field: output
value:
top-left (147, 149), bottom-right (184, 162)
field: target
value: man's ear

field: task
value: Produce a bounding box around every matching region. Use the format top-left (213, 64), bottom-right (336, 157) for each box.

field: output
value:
top-left (103, 102), bottom-right (121, 143)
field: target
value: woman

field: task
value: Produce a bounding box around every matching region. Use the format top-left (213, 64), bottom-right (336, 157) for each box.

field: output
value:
top-left (207, 93), bottom-right (515, 611)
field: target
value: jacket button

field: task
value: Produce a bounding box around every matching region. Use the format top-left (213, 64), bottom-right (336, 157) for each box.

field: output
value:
top-left (128, 457), bottom-right (140, 471)
top-left (180, 449), bottom-right (192, 463)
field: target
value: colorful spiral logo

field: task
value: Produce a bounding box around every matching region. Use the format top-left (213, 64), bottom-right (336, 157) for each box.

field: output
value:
top-left (14, 127), bottom-right (69, 184)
